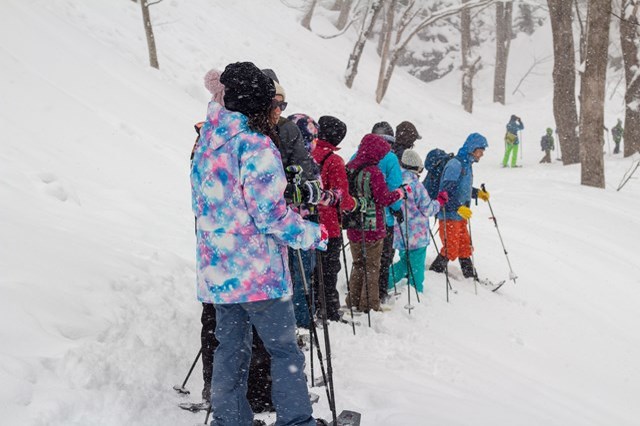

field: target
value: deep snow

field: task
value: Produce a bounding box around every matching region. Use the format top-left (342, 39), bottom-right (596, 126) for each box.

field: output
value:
top-left (1, 0), bottom-right (639, 425)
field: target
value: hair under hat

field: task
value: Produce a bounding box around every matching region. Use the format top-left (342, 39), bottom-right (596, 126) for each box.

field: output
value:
top-left (219, 62), bottom-right (275, 115)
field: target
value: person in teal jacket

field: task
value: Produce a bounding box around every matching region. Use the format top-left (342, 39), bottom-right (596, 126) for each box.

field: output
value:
top-left (503, 115), bottom-right (524, 167)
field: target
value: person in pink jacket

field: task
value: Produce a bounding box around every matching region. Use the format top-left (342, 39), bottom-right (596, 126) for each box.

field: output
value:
top-left (345, 134), bottom-right (406, 312)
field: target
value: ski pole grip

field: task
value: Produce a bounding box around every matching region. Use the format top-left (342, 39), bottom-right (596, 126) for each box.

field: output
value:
top-left (481, 183), bottom-right (487, 192)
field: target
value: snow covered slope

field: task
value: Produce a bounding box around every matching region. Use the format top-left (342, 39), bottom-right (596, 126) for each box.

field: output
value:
top-left (1, 0), bottom-right (639, 425)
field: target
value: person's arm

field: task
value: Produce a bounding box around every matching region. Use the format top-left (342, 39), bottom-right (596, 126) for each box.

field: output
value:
top-left (281, 121), bottom-right (319, 181)
top-left (330, 155), bottom-right (356, 211)
top-left (384, 153), bottom-right (403, 212)
top-left (439, 160), bottom-right (462, 212)
top-left (240, 137), bottom-right (321, 250)
top-left (370, 168), bottom-right (403, 207)
top-left (415, 182), bottom-right (440, 218)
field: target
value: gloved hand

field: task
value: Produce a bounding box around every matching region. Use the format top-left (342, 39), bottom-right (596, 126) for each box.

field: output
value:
top-left (436, 191), bottom-right (449, 207)
top-left (284, 183), bottom-right (303, 205)
top-left (319, 188), bottom-right (341, 207)
top-left (391, 208), bottom-right (404, 224)
top-left (302, 180), bottom-right (322, 205)
top-left (394, 185), bottom-right (411, 200)
top-left (477, 188), bottom-right (490, 202)
top-left (457, 206), bottom-right (472, 220)
top-left (317, 224), bottom-right (329, 251)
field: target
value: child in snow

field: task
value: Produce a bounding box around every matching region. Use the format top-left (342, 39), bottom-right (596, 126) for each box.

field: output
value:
top-left (539, 127), bottom-right (555, 163)
top-left (345, 134), bottom-right (406, 312)
top-left (389, 150), bottom-right (448, 293)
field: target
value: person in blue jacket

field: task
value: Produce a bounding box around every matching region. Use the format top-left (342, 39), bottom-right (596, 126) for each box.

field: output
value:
top-left (429, 133), bottom-right (489, 279)
top-left (503, 115), bottom-right (524, 167)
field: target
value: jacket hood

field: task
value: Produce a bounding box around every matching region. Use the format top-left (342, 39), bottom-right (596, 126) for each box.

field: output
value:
top-left (201, 101), bottom-right (250, 150)
top-left (457, 133), bottom-right (488, 163)
top-left (315, 138), bottom-right (341, 152)
top-left (349, 134), bottom-right (390, 169)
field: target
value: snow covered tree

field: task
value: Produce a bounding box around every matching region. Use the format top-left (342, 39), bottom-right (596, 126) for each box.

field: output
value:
top-left (301, 0), bottom-right (319, 30)
top-left (345, 0), bottom-right (383, 89)
top-left (461, 0), bottom-right (481, 112)
top-left (579, 0), bottom-right (611, 188)
top-left (140, 0), bottom-right (161, 69)
top-left (619, 0), bottom-right (640, 157)
top-left (493, 1), bottom-right (513, 104)
top-left (548, 0), bottom-right (580, 165)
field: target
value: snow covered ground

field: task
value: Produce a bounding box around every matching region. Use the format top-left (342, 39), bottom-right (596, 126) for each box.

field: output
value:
top-left (1, 0), bottom-right (639, 425)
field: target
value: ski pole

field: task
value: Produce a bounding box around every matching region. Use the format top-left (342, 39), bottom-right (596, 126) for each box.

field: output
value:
top-left (316, 251), bottom-right (339, 425)
top-left (467, 219), bottom-right (478, 295)
top-left (441, 208), bottom-right (453, 303)
top-left (481, 184), bottom-right (518, 284)
top-left (203, 405), bottom-right (211, 425)
top-left (339, 233), bottom-right (357, 335)
top-left (296, 249), bottom-right (333, 408)
top-left (173, 348), bottom-right (202, 395)
top-left (400, 197), bottom-right (420, 311)
top-left (359, 209), bottom-right (372, 328)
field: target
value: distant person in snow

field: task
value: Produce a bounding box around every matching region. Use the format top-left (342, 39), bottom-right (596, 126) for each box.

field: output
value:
top-left (191, 61), bottom-right (328, 426)
top-left (393, 121), bottom-right (422, 161)
top-left (263, 68), bottom-right (320, 331)
top-left (430, 133), bottom-right (489, 279)
top-left (369, 121), bottom-right (404, 304)
top-left (611, 119), bottom-right (623, 155)
top-left (345, 134), bottom-right (406, 312)
top-left (503, 115), bottom-right (524, 168)
top-left (389, 149), bottom-right (447, 293)
top-left (539, 127), bottom-right (554, 164)
top-left (310, 115), bottom-right (355, 322)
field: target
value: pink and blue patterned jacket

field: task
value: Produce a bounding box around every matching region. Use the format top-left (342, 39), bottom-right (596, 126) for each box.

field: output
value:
top-left (191, 102), bottom-right (323, 304)
top-left (393, 169), bottom-right (440, 251)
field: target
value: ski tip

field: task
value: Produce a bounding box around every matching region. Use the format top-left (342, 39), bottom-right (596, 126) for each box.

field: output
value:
top-left (330, 410), bottom-right (362, 426)
top-left (173, 384), bottom-right (190, 395)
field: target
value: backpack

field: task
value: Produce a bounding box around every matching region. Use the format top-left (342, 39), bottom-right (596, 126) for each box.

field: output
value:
top-left (422, 149), bottom-right (454, 199)
top-left (341, 164), bottom-right (377, 231)
top-left (540, 135), bottom-right (549, 151)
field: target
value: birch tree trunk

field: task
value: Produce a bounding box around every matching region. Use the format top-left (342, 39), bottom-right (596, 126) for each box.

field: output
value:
top-left (579, 0), bottom-right (611, 188)
top-left (336, 0), bottom-right (353, 30)
top-left (493, 1), bottom-right (513, 104)
top-left (140, 0), bottom-right (159, 69)
top-left (301, 0), bottom-right (318, 30)
top-left (619, 1), bottom-right (640, 157)
top-left (461, 0), bottom-right (474, 112)
top-left (548, 0), bottom-right (580, 165)
top-left (345, 0), bottom-right (383, 88)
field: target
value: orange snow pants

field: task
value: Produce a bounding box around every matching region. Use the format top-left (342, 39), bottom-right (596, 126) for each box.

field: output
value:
top-left (438, 219), bottom-right (473, 261)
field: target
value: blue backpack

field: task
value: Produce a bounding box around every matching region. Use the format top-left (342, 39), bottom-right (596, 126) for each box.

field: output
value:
top-left (422, 149), bottom-right (454, 199)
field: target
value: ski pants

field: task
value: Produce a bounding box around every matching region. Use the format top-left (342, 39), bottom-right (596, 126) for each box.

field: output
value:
top-left (502, 143), bottom-right (519, 167)
top-left (347, 238), bottom-right (383, 312)
top-left (314, 236), bottom-right (342, 321)
top-left (388, 247), bottom-right (427, 293)
top-left (378, 226), bottom-right (395, 302)
top-left (288, 247), bottom-right (315, 329)
top-left (211, 298), bottom-right (315, 426)
top-left (540, 150), bottom-right (551, 163)
top-left (438, 219), bottom-right (472, 261)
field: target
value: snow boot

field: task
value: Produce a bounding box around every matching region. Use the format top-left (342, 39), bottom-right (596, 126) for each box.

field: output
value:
top-left (429, 254), bottom-right (449, 273)
top-left (459, 257), bottom-right (477, 279)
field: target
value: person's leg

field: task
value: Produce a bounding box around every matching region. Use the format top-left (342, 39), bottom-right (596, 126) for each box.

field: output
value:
top-left (247, 327), bottom-right (273, 413)
top-left (440, 219), bottom-right (461, 261)
top-left (614, 140), bottom-right (620, 154)
top-left (210, 304), bottom-right (253, 426)
top-left (321, 237), bottom-right (342, 321)
top-left (458, 220), bottom-right (473, 259)
top-left (502, 144), bottom-right (513, 167)
top-left (361, 239), bottom-right (384, 311)
top-left (201, 303), bottom-right (218, 402)
top-left (288, 247), bottom-right (311, 329)
top-left (246, 298), bottom-right (315, 426)
top-left (377, 226), bottom-right (394, 303)
top-left (347, 241), bottom-right (364, 309)
top-left (510, 144), bottom-right (519, 167)
top-left (408, 247), bottom-right (427, 293)
top-left (388, 253), bottom-right (407, 289)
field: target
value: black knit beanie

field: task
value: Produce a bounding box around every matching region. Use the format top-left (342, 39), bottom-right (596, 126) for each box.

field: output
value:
top-left (371, 121), bottom-right (394, 137)
top-left (220, 62), bottom-right (275, 115)
top-left (318, 116), bottom-right (347, 146)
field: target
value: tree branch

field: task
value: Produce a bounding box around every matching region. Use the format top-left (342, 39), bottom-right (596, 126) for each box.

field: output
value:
top-left (147, 0), bottom-right (163, 6)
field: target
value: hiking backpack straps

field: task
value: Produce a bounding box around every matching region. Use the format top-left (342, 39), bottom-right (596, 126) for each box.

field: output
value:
top-left (341, 164), bottom-right (376, 231)
top-left (422, 149), bottom-right (454, 199)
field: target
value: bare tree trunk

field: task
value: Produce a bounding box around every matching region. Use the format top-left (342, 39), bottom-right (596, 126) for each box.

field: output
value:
top-left (461, 0), bottom-right (475, 112)
top-left (620, 1), bottom-right (640, 157)
top-left (548, 0), bottom-right (580, 165)
top-left (376, 4), bottom-right (391, 56)
top-left (301, 0), bottom-right (318, 30)
top-left (375, 1), bottom-right (396, 103)
top-left (331, 0), bottom-right (343, 11)
top-left (140, 0), bottom-right (159, 69)
top-left (345, 0), bottom-right (383, 88)
top-left (493, 1), bottom-right (513, 104)
top-left (579, 0), bottom-right (611, 188)
top-left (336, 0), bottom-right (353, 30)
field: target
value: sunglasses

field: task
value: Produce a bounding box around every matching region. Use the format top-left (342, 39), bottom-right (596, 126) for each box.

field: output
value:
top-left (271, 100), bottom-right (288, 112)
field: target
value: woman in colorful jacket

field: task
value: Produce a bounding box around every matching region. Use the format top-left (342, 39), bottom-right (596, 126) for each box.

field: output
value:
top-left (345, 134), bottom-right (405, 312)
top-left (430, 133), bottom-right (489, 280)
top-left (191, 61), bottom-right (327, 426)
top-left (389, 150), bottom-right (448, 293)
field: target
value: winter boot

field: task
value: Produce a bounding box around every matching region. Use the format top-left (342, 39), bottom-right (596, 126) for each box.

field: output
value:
top-left (429, 254), bottom-right (449, 273)
top-left (459, 257), bottom-right (477, 279)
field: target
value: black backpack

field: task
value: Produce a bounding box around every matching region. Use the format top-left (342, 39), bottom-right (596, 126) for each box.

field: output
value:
top-left (422, 149), bottom-right (454, 199)
top-left (342, 164), bottom-right (377, 231)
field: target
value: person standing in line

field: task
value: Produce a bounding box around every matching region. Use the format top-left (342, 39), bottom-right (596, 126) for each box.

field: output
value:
top-left (502, 115), bottom-right (524, 168)
top-left (191, 61), bottom-right (328, 426)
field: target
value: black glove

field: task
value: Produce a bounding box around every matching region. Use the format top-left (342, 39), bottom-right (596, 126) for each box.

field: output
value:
top-left (391, 208), bottom-right (404, 224)
top-left (301, 180), bottom-right (322, 205)
top-left (284, 183), bottom-right (303, 205)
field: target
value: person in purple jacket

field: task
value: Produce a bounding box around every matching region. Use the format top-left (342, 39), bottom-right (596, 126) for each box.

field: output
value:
top-left (345, 134), bottom-right (406, 312)
top-left (191, 61), bottom-right (328, 426)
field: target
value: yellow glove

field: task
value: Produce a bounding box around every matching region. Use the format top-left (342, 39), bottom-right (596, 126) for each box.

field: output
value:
top-left (477, 189), bottom-right (490, 202)
top-left (457, 206), bottom-right (472, 220)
